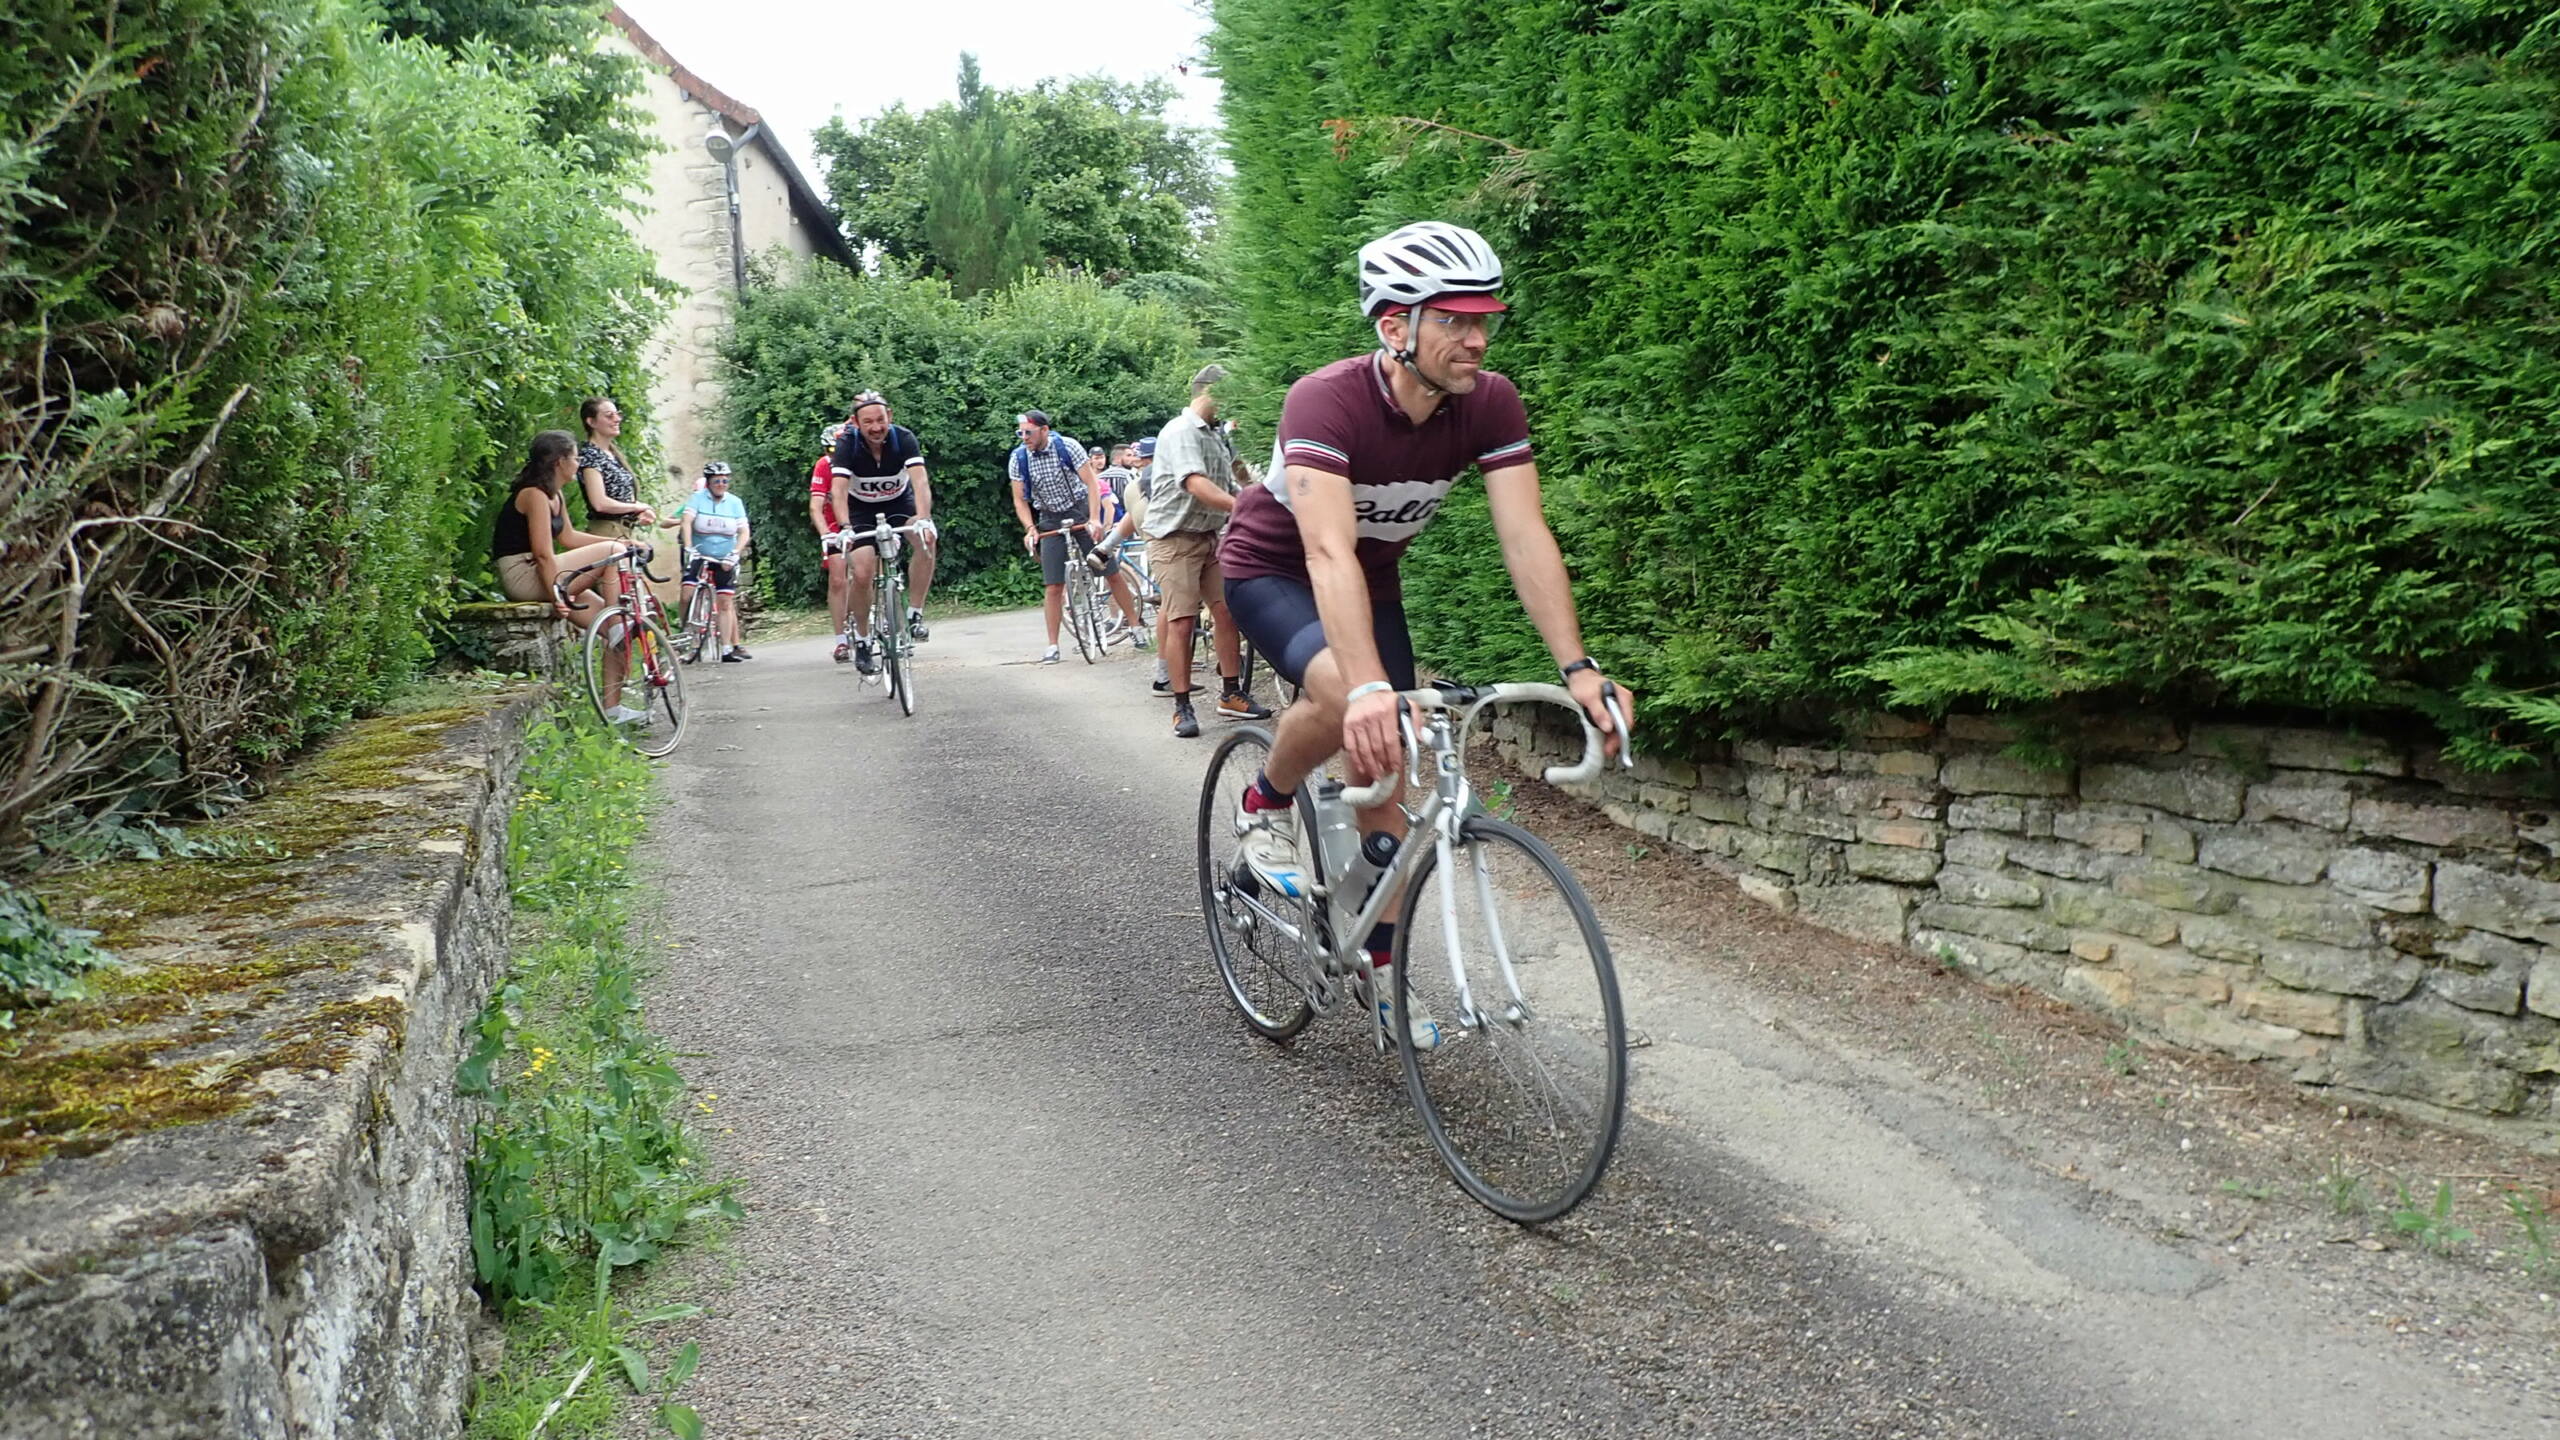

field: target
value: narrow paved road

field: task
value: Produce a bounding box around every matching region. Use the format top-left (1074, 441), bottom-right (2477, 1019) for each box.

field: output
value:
top-left (634, 612), bottom-right (2554, 1439)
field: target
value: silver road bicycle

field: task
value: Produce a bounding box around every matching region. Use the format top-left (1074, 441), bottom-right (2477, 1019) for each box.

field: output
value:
top-left (1197, 682), bottom-right (1633, 1223)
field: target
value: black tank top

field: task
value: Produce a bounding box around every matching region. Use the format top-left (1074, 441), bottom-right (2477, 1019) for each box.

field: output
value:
top-left (492, 481), bottom-right (564, 560)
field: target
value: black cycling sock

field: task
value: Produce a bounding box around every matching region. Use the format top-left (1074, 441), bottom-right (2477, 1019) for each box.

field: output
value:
top-left (1365, 922), bottom-right (1397, 962)
top-left (1220, 674), bottom-right (1242, 696)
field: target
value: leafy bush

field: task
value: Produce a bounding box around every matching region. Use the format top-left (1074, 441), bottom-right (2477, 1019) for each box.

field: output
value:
top-left (713, 263), bottom-right (1201, 608)
top-left (0, 881), bottom-right (113, 1025)
top-left (0, 0), bottom-right (662, 869)
top-left (1211, 0), bottom-right (2560, 762)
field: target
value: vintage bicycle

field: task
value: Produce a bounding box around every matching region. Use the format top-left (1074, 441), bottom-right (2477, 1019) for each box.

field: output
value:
top-left (1197, 681), bottom-right (1632, 1223)
top-left (842, 516), bottom-right (931, 716)
top-left (552, 540), bottom-right (688, 757)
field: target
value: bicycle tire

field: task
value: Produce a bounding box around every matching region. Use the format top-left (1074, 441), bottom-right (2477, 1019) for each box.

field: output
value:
top-left (1393, 815), bottom-right (1626, 1224)
top-left (579, 609), bottom-right (619, 726)
top-left (584, 610), bottom-right (689, 758)
top-left (1068, 575), bottom-right (1100, 663)
top-left (627, 615), bottom-right (690, 757)
top-left (1198, 727), bottom-right (1313, 1042)
top-left (885, 578), bottom-right (916, 715)
top-left (677, 586), bottom-right (712, 664)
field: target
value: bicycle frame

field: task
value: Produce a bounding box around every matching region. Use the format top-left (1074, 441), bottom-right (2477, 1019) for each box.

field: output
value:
top-left (1224, 683), bottom-right (1628, 1048)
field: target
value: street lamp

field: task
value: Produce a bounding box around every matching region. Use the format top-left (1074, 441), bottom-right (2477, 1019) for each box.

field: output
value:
top-left (703, 123), bottom-right (758, 298)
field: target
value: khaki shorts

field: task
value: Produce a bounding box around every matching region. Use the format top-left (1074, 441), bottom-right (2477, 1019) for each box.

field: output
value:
top-left (497, 553), bottom-right (546, 602)
top-left (1150, 529), bottom-right (1222, 618)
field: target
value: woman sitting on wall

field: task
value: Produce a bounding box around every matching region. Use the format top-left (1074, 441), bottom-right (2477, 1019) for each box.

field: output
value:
top-left (496, 430), bottom-right (639, 720)
top-left (576, 396), bottom-right (657, 537)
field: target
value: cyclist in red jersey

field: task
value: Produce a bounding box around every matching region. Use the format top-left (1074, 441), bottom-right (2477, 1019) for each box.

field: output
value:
top-left (811, 416), bottom-right (857, 659)
top-left (1219, 221), bottom-right (1635, 1048)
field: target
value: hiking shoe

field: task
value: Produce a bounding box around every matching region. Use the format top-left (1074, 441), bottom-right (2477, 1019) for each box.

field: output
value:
top-left (1172, 699), bottom-right (1200, 738)
top-left (907, 608), bottom-right (930, 642)
top-left (1234, 786), bottom-right (1306, 897)
top-left (1040, 645), bottom-right (1062, 665)
top-left (853, 638), bottom-right (880, 676)
top-left (832, 636), bottom-right (851, 664)
top-left (1217, 691), bottom-right (1272, 722)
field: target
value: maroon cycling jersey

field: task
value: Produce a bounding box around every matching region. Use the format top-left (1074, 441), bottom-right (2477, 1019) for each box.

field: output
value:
top-left (1219, 352), bottom-right (1533, 584)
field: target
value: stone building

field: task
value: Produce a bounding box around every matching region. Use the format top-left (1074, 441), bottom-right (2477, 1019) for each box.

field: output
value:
top-left (603, 7), bottom-right (856, 500)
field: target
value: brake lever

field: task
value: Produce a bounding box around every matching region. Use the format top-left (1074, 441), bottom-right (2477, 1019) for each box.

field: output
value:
top-left (1600, 681), bottom-right (1634, 770)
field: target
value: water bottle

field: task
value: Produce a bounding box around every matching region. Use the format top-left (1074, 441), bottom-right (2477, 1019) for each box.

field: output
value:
top-left (1332, 831), bottom-right (1402, 924)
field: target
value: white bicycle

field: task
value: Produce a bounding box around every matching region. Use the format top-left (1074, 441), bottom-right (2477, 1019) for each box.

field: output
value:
top-left (1197, 681), bottom-right (1633, 1223)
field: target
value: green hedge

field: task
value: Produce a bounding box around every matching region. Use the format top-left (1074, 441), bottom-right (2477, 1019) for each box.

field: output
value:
top-left (713, 263), bottom-right (1200, 608)
top-left (0, 0), bottom-right (661, 866)
top-left (1211, 0), bottom-right (2560, 763)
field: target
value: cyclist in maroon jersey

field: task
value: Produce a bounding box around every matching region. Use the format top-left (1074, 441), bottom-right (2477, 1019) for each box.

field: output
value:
top-left (1218, 221), bottom-right (1635, 1048)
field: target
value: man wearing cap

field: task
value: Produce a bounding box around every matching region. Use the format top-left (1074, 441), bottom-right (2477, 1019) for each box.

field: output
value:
top-left (1009, 409), bottom-right (1144, 663)
top-left (1148, 364), bottom-right (1271, 736)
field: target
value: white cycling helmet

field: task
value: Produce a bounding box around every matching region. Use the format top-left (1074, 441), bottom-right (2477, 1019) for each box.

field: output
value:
top-left (1357, 221), bottom-right (1505, 318)
top-left (820, 422), bottom-right (846, 449)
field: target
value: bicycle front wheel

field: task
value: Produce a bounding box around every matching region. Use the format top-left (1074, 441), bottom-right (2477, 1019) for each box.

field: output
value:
top-left (677, 587), bottom-right (712, 664)
top-left (583, 611), bottom-right (689, 758)
top-left (1067, 577), bottom-right (1100, 663)
top-left (625, 615), bottom-right (689, 757)
top-left (1394, 816), bottom-right (1626, 1224)
top-left (1198, 727), bottom-right (1312, 1042)
top-left (887, 616), bottom-right (916, 718)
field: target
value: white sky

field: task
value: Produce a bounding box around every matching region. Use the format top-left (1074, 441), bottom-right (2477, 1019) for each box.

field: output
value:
top-left (615, 0), bottom-right (1224, 185)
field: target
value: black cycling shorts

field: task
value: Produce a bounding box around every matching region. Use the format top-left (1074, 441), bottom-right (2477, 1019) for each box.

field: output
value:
top-left (837, 496), bottom-right (917, 552)
top-left (684, 555), bottom-right (739, 594)
top-left (1223, 572), bottom-right (1416, 692)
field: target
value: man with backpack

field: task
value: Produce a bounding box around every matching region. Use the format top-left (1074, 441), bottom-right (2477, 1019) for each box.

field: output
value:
top-left (1009, 410), bottom-right (1144, 663)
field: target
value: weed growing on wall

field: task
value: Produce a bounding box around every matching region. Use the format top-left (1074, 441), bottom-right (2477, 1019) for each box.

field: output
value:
top-left (461, 712), bottom-right (730, 1438)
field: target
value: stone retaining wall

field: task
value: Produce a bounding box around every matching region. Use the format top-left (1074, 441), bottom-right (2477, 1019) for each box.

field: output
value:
top-left (0, 693), bottom-right (539, 1438)
top-left (448, 600), bottom-right (570, 677)
top-left (1491, 708), bottom-right (2560, 1143)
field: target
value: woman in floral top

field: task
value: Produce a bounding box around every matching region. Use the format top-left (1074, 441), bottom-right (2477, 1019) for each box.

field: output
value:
top-left (577, 396), bottom-right (656, 536)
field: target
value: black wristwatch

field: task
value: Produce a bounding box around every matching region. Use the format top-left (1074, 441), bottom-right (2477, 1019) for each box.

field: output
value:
top-left (1560, 657), bottom-right (1599, 681)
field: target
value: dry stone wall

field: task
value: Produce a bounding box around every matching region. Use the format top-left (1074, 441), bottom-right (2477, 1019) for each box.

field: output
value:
top-left (1491, 708), bottom-right (2560, 1143)
top-left (0, 694), bottom-right (539, 1438)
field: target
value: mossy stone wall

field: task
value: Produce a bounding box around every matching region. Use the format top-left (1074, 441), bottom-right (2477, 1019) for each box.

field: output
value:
top-left (0, 691), bottom-right (540, 1438)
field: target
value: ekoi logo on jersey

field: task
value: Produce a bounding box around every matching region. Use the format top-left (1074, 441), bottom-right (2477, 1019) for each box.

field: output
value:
top-left (835, 470), bottom-right (911, 503)
top-left (1351, 476), bottom-right (1458, 543)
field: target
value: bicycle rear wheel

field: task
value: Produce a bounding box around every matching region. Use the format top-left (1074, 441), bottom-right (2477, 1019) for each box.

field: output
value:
top-left (1198, 728), bottom-right (1313, 1042)
top-left (1393, 816), bottom-right (1625, 1224)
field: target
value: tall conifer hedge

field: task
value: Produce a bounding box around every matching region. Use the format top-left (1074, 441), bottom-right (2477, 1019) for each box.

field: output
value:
top-left (1211, 0), bottom-right (2560, 763)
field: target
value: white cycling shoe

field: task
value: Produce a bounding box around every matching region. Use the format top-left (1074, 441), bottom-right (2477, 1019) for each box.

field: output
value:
top-left (1367, 973), bottom-right (1453, 1053)
top-left (602, 704), bottom-right (650, 726)
top-left (1234, 792), bottom-right (1308, 898)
